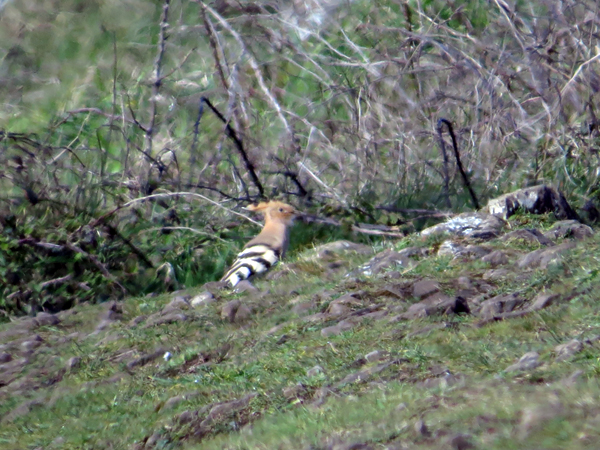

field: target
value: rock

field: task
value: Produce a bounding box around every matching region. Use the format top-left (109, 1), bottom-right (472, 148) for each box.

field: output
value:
top-left (234, 280), bottom-right (259, 293)
top-left (20, 335), bottom-right (43, 352)
top-left (505, 351), bottom-right (540, 372)
top-left (128, 315), bottom-right (147, 327)
top-left (517, 241), bottom-right (577, 269)
top-left (480, 250), bottom-right (509, 266)
top-left (190, 291), bottom-right (215, 307)
top-left (177, 410), bottom-right (194, 424)
top-left (482, 269), bottom-right (511, 281)
top-left (561, 370), bottom-right (583, 387)
top-left (457, 277), bottom-right (473, 289)
top-left (291, 300), bottom-right (315, 316)
top-left (392, 295), bottom-right (469, 321)
top-left (314, 240), bottom-right (374, 258)
top-left (555, 339), bottom-right (582, 362)
top-left (437, 241), bottom-right (466, 257)
top-left (94, 319), bottom-right (113, 333)
top-left (1, 398), bottom-right (44, 423)
top-left (102, 301), bottom-right (123, 321)
top-left (306, 365), bottom-right (324, 377)
top-left (365, 350), bottom-right (384, 363)
top-left (544, 220), bottom-right (594, 241)
top-left (142, 312), bottom-right (189, 328)
top-left (126, 348), bottom-right (168, 370)
top-left (328, 303), bottom-right (351, 316)
top-left (202, 281), bottom-right (228, 293)
top-left (0, 353), bottom-right (12, 363)
top-left (448, 433), bottom-right (475, 450)
top-left (0, 357), bottom-right (28, 387)
top-left (350, 249), bottom-right (412, 277)
top-left (531, 292), bottom-right (560, 310)
top-left (163, 395), bottom-right (185, 410)
top-left (414, 419), bottom-right (431, 437)
top-left (234, 304), bottom-right (252, 323)
top-left (519, 400), bottom-right (563, 436)
top-left (487, 185), bottom-right (579, 220)
top-left (204, 393), bottom-right (257, 423)
top-left (321, 320), bottom-right (355, 337)
top-left (421, 212), bottom-right (505, 240)
top-left (66, 356), bottom-right (81, 371)
top-left (163, 296), bottom-right (190, 312)
top-left (282, 383), bottom-right (306, 400)
top-left (34, 312), bottom-right (60, 327)
top-left (479, 293), bottom-right (525, 319)
top-left (412, 279), bottom-right (440, 299)
top-left (500, 228), bottom-right (554, 246)
top-left (221, 300), bottom-right (241, 323)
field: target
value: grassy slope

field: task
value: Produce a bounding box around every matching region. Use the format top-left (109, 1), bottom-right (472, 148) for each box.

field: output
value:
top-left (1, 213), bottom-right (600, 449)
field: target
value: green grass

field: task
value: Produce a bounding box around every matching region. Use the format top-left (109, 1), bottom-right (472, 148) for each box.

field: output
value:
top-left (1, 221), bottom-right (600, 448)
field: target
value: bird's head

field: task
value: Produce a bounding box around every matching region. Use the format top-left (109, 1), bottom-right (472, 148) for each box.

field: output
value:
top-left (246, 201), bottom-right (299, 225)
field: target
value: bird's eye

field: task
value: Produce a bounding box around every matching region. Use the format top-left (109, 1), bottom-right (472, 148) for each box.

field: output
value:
top-left (279, 208), bottom-right (284, 212)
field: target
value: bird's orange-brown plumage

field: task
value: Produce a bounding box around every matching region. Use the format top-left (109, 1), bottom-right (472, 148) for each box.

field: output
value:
top-left (221, 201), bottom-right (298, 287)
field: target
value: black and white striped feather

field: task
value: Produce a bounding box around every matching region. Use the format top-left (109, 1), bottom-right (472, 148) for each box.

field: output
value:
top-left (221, 201), bottom-right (297, 288)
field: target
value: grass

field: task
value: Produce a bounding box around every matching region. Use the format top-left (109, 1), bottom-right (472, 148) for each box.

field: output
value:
top-left (1, 214), bottom-right (600, 448)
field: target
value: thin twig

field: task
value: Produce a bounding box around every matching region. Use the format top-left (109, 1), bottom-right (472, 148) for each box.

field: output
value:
top-left (199, 97), bottom-right (265, 198)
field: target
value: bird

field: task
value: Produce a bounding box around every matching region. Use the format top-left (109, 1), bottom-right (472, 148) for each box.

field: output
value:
top-left (221, 200), bottom-right (299, 288)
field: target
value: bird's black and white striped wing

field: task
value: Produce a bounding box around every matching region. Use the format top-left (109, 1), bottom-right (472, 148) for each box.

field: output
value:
top-left (222, 244), bottom-right (280, 287)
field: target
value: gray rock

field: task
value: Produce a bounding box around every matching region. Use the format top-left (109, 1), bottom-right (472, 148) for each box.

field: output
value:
top-left (481, 250), bottom-right (509, 266)
top-left (126, 347), bottom-right (168, 370)
top-left (282, 384), bottom-right (306, 400)
top-left (34, 312), bottom-right (60, 327)
top-left (202, 281), bottom-right (228, 293)
top-left (421, 212), bottom-right (505, 240)
top-left (66, 356), bottom-right (81, 371)
top-left (321, 320), bottom-right (355, 337)
top-left (163, 395), bottom-right (185, 410)
top-left (479, 293), bottom-right (525, 318)
top-left (221, 300), bottom-right (241, 323)
top-left (350, 249), bottom-right (412, 277)
top-left (482, 269), bottom-right (511, 281)
top-left (234, 280), bottom-right (259, 293)
top-left (291, 300), bottom-right (315, 316)
top-left (448, 433), bottom-right (475, 450)
top-left (190, 291), bottom-right (215, 307)
top-left (102, 301), bottom-right (123, 321)
top-left (506, 351), bottom-right (540, 372)
top-left (307, 365), bottom-right (324, 377)
top-left (555, 339), bottom-right (583, 362)
top-left (412, 279), bottom-right (440, 299)
top-left (438, 241), bottom-right (465, 257)
top-left (501, 228), bottom-right (554, 246)
top-left (517, 241), bottom-right (576, 269)
top-left (328, 303), bottom-right (351, 316)
top-left (414, 419), bottom-right (431, 437)
top-left (0, 353), bottom-right (12, 363)
top-left (544, 220), bottom-right (594, 241)
top-left (314, 240), bottom-right (374, 258)
top-left (204, 393), bottom-right (257, 423)
top-left (531, 292), bottom-right (560, 310)
top-left (561, 370), bottom-right (583, 387)
top-left (365, 350), bottom-right (384, 363)
top-left (234, 304), bottom-right (252, 323)
top-left (177, 410), bottom-right (194, 424)
top-left (164, 296), bottom-right (190, 312)
top-left (20, 335), bottom-right (43, 352)
top-left (142, 312), bottom-right (188, 328)
top-left (128, 315), bottom-right (147, 327)
top-left (487, 185), bottom-right (579, 220)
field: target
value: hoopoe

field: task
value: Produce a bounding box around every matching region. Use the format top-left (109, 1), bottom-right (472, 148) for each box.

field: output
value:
top-left (221, 201), bottom-right (299, 288)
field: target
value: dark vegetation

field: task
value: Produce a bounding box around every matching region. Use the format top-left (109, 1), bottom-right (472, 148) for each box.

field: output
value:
top-left (1, 0), bottom-right (600, 315)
